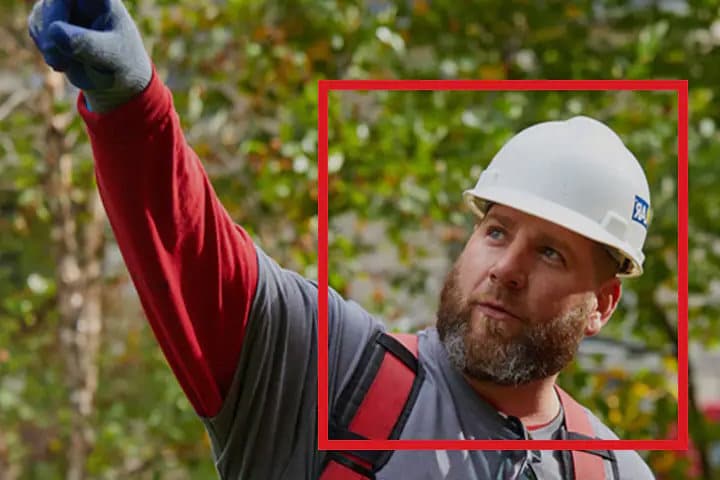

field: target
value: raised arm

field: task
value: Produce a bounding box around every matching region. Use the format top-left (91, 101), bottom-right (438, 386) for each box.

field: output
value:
top-left (29, 3), bottom-right (384, 475)
top-left (29, 0), bottom-right (258, 417)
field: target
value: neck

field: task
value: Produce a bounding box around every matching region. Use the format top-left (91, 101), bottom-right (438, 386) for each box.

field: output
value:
top-left (463, 374), bottom-right (561, 427)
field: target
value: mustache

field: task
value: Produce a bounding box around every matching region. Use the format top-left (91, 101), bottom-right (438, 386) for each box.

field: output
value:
top-left (467, 288), bottom-right (524, 322)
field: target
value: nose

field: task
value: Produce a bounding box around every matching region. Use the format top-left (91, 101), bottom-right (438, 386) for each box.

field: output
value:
top-left (488, 244), bottom-right (528, 290)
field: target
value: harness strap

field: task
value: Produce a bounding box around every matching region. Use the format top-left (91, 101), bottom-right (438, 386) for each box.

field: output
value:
top-left (322, 453), bottom-right (375, 480)
top-left (347, 333), bottom-right (418, 440)
top-left (555, 385), bottom-right (608, 480)
top-left (320, 332), bottom-right (422, 480)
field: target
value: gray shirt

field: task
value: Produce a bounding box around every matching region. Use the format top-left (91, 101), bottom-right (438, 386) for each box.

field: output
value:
top-left (201, 247), bottom-right (655, 479)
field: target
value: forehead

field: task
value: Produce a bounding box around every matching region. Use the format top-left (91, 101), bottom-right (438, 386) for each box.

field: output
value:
top-left (482, 204), bottom-right (597, 252)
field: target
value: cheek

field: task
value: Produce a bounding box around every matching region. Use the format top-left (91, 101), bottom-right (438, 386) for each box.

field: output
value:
top-left (531, 287), bottom-right (592, 323)
top-left (456, 248), bottom-right (490, 295)
top-left (459, 234), bottom-right (493, 277)
top-left (526, 282), bottom-right (572, 321)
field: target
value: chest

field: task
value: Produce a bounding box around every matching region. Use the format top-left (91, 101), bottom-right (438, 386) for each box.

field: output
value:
top-left (372, 380), bottom-right (568, 480)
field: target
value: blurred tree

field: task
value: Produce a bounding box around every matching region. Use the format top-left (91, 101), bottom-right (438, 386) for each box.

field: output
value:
top-left (1, 0), bottom-right (718, 478)
top-left (39, 69), bottom-right (106, 480)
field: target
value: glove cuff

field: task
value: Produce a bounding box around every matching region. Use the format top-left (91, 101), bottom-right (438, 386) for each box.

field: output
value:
top-left (83, 59), bottom-right (152, 113)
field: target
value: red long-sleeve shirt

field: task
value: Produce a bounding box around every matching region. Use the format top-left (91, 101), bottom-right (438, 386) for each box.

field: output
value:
top-left (80, 70), bottom-right (257, 417)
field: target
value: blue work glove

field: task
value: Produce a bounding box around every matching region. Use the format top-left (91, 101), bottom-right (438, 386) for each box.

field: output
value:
top-left (28, 0), bottom-right (152, 113)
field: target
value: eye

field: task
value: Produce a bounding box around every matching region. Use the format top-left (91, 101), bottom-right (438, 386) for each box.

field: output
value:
top-left (541, 246), bottom-right (565, 264)
top-left (485, 226), bottom-right (506, 240)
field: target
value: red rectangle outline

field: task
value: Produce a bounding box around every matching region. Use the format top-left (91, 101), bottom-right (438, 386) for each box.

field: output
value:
top-left (317, 79), bottom-right (689, 452)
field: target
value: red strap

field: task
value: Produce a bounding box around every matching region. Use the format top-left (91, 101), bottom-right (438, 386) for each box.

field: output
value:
top-left (320, 457), bottom-right (372, 480)
top-left (393, 333), bottom-right (420, 354)
top-left (345, 334), bottom-right (418, 440)
top-left (321, 333), bottom-right (419, 480)
top-left (555, 386), bottom-right (607, 480)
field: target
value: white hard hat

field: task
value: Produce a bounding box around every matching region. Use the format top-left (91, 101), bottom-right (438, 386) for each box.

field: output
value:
top-left (463, 116), bottom-right (651, 277)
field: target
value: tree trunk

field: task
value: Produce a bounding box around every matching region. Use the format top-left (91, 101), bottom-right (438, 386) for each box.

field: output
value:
top-left (41, 71), bottom-right (106, 480)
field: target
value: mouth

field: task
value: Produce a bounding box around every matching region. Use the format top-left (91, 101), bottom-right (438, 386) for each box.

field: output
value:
top-left (471, 301), bottom-right (520, 322)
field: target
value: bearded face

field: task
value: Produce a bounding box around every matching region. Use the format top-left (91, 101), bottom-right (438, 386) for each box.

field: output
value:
top-left (436, 262), bottom-right (592, 386)
top-left (435, 205), bottom-right (619, 387)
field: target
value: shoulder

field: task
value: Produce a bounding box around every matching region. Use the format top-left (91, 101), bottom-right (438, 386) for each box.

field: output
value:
top-left (585, 410), bottom-right (656, 479)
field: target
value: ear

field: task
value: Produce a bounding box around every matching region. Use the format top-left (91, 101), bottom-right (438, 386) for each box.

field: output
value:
top-left (585, 278), bottom-right (622, 337)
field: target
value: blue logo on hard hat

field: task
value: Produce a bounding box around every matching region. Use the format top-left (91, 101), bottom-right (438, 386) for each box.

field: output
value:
top-left (632, 195), bottom-right (649, 228)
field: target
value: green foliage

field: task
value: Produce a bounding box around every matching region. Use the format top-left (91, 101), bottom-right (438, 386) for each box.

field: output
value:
top-left (2, 0), bottom-right (719, 477)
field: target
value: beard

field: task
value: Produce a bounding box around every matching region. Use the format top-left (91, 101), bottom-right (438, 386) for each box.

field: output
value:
top-left (436, 263), bottom-right (592, 386)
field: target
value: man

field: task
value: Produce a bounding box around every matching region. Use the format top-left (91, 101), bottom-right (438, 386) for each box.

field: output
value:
top-left (29, 0), bottom-right (656, 478)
